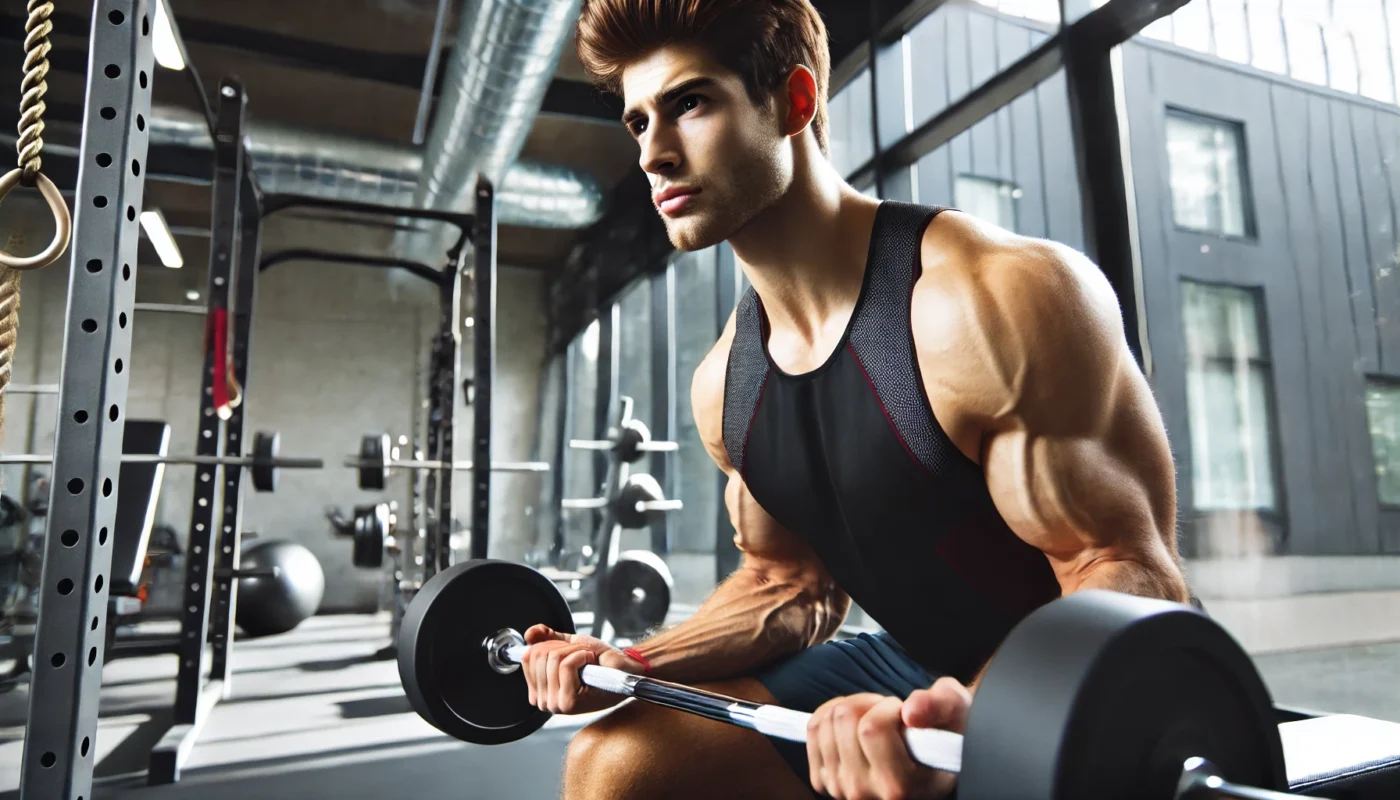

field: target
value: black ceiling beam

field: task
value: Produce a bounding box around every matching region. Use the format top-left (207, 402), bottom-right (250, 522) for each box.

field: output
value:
top-left (0, 8), bottom-right (621, 124)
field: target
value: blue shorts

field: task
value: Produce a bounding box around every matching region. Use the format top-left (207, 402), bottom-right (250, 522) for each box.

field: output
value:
top-left (754, 632), bottom-right (940, 785)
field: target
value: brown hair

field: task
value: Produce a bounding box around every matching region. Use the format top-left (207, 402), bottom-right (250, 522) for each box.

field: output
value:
top-left (576, 0), bottom-right (831, 154)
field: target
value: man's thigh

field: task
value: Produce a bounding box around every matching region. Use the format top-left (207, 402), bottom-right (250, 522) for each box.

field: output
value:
top-left (755, 632), bottom-right (941, 786)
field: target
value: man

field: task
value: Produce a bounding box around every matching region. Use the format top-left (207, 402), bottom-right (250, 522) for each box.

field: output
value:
top-left (523, 2), bottom-right (1192, 798)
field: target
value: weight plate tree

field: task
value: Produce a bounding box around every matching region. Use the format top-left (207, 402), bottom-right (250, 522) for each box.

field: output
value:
top-left (399, 561), bottom-right (1301, 800)
top-left (20, 3), bottom-right (153, 797)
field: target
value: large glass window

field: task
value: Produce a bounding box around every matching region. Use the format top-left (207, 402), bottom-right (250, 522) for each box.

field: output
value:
top-left (829, 69), bottom-right (874, 178)
top-left (1366, 380), bottom-right (1400, 506)
top-left (561, 320), bottom-right (601, 554)
top-left (616, 279), bottom-right (654, 436)
top-left (672, 249), bottom-right (721, 554)
top-left (1181, 282), bottom-right (1278, 512)
top-left (1164, 110), bottom-right (1252, 238)
top-left (954, 175), bottom-right (1020, 230)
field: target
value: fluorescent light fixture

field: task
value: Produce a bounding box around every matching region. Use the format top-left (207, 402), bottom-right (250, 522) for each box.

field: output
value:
top-left (140, 209), bottom-right (184, 268)
top-left (186, 290), bottom-right (200, 302)
top-left (152, 0), bottom-right (186, 71)
top-left (464, 316), bottom-right (475, 328)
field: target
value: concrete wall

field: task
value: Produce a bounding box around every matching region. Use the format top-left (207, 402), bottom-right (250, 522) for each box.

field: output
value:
top-left (1, 197), bottom-right (550, 613)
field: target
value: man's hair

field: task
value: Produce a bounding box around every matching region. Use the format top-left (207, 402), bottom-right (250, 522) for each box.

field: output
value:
top-left (576, 0), bottom-right (831, 154)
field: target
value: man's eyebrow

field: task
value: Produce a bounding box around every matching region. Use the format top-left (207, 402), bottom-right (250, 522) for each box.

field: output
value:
top-left (621, 77), bottom-right (717, 126)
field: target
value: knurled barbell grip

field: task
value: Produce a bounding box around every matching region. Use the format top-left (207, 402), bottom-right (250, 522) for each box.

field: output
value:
top-left (499, 639), bottom-right (963, 773)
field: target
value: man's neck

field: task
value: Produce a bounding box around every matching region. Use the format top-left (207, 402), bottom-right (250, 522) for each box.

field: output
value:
top-left (728, 152), bottom-right (880, 339)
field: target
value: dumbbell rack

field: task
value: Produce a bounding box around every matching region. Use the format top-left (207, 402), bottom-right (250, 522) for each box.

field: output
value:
top-left (560, 396), bottom-right (682, 639)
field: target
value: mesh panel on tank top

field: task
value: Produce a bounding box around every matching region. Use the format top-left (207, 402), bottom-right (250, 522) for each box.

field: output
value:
top-left (722, 288), bottom-right (770, 475)
top-left (847, 202), bottom-right (956, 477)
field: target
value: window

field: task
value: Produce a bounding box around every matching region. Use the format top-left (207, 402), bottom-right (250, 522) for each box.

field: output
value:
top-left (1181, 282), bottom-right (1279, 512)
top-left (1172, 0), bottom-right (1214, 54)
top-left (561, 320), bottom-right (601, 553)
top-left (671, 249), bottom-right (721, 553)
top-left (954, 175), bottom-right (1019, 230)
top-left (972, 0), bottom-right (1060, 24)
top-left (829, 69), bottom-right (874, 179)
top-left (1366, 380), bottom-right (1400, 506)
top-left (1164, 110), bottom-right (1252, 238)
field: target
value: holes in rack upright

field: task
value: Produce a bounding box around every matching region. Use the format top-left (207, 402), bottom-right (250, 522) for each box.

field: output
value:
top-left (104, 64), bottom-right (120, 79)
top-left (61, 530), bottom-right (78, 547)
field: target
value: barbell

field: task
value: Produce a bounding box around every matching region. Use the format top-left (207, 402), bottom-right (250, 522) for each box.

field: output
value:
top-left (398, 559), bottom-right (1300, 800)
top-left (0, 431), bottom-right (320, 492)
top-left (570, 419), bottom-right (678, 464)
top-left (561, 473), bottom-right (682, 530)
top-left (348, 433), bottom-right (550, 490)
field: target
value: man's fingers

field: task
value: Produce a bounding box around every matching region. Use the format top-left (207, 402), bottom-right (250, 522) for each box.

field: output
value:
top-left (807, 704), bottom-right (831, 795)
top-left (545, 646), bottom-right (569, 713)
top-left (524, 624), bottom-right (562, 645)
top-left (901, 677), bottom-right (971, 733)
top-left (557, 650), bottom-right (593, 713)
top-left (832, 702), bottom-right (871, 799)
top-left (859, 696), bottom-right (925, 792)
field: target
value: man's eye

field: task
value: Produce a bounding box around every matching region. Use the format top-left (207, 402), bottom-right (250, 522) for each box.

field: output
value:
top-left (630, 120), bottom-right (647, 136)
top-left (678, 95), bottom-right (703, 113)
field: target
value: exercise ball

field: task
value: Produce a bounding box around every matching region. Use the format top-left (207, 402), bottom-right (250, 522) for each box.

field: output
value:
top-left (235, 539), bottom-right (325, 638)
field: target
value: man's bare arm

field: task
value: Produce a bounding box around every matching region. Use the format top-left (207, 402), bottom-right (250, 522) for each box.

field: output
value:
top-left (635, 312), bottom-right (849, 683)
top-left (915, 216), bottom-right (1190, 624)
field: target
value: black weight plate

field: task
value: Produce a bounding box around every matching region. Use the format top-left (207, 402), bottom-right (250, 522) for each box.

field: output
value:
top-left (397, 559), bottom-right (576, 745)
top-left (959, 591), bottom-right (1286, 800)
top-left (604, 550), bottom-right (672, 639)
top-left (615, 420), bottom-right (649, 464)
top-left (615, 473), bottom-right (665, 530)
top-left (251, 431), bottom-right (279, 493)
top-left (352, 504), bottom-right (387, 569)
top-left (359, 434), bottom-right (390, 491)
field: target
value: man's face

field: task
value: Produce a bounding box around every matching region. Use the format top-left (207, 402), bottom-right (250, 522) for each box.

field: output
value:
top-left (621, 43), bottom-right (793, 251)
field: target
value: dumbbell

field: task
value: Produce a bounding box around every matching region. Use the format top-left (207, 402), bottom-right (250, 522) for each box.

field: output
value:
top-left (397, 559), bottom-right (1300, 800)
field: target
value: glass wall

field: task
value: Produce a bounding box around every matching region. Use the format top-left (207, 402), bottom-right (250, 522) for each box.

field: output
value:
top-left (1122, 0), bottom-right (1400, 721)
top-left (560, 321), bottom-right (601, 558)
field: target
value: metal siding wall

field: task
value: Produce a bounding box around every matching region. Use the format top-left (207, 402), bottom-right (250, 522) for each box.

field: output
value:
top-left (1122, 39), bottom-right (1400, 556)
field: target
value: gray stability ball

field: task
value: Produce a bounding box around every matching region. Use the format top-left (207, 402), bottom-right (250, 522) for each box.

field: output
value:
top-left (236, 539), bottom-right (326, 638)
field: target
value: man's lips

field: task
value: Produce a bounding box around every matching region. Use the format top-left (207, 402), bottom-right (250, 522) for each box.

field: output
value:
top-left (654, 187), bottom-right (700, 215)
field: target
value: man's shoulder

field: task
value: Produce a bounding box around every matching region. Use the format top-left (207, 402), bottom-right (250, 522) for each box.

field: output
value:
top-left (910, 211), bottom-right (1127, 433)
top-left (913, 211), bottom-right (1121, 344)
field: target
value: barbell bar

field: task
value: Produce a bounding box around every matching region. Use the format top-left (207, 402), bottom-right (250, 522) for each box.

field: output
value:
top-left (569, 419), bottom-right (679, 464)
top-left (398, 560), bottom-right (1303, 800)
top-left (6, 384), bottom-right (59, 395)
top-left (0, 431), bottom-right (321, 492)
top-left (350, 433), bottom-right (549, 490)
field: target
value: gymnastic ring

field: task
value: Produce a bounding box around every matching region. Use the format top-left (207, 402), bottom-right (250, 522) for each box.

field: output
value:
top-left (0, 168), bottom-right (71, 270)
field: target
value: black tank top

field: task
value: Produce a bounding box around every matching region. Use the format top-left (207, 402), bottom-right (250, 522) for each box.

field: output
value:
top-left (721, 201), bottom-right (1060, 682)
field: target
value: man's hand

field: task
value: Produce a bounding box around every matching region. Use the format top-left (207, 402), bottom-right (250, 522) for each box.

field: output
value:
top-left (806, 677), bottom-right (971, 800)
top-left (521, 625), bottom-right (646, 715)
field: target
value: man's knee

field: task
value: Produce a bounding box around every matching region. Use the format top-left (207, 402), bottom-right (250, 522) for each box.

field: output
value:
top-left (562, 704), bottom-right (675, 799)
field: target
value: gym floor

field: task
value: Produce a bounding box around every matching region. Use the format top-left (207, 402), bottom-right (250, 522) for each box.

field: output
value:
top-left (0, 604), bottom-right (1393, 800)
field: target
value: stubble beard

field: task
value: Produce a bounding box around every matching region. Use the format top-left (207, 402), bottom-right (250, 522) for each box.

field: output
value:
top-left (663, 142), bottom-right (788, 252)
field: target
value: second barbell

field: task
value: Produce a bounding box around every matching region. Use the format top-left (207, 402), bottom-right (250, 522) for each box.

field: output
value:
top-left (349, 434), bottom-right (551, 491)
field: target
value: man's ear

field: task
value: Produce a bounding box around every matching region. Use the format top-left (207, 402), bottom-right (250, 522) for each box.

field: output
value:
top-left (783, 65), bottom-right (818, 138)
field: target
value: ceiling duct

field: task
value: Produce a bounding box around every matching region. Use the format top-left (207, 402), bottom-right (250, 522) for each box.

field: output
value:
top-left (147, 104), bottom-right (604, 231)
top-left (397, 0), bottom-right (585, 262)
